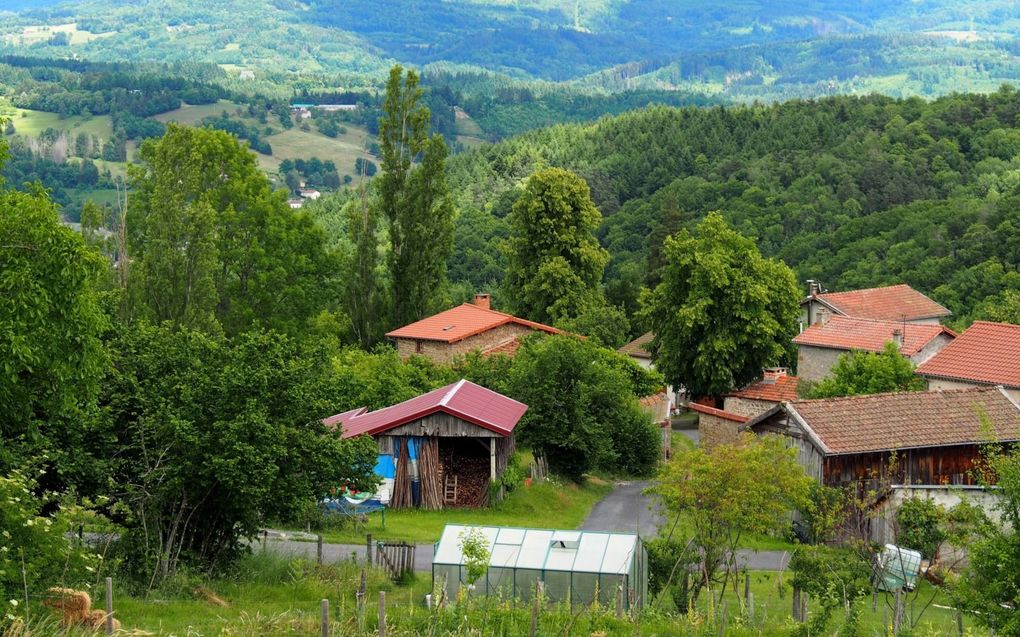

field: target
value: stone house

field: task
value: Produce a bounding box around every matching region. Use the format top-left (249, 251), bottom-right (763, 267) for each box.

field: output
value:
top-left (793, 316), bottom-right (956, 382)
top-left (800, 282), bottom-right (951, 328)
top-left (387, 294), bottom-right (561, 364)
top-left (618, 332), bottom-right (679, 405)
top-left (916, 321), bottom-right (1020, 402)
top-left (691, 368), bottom-right (801, 447)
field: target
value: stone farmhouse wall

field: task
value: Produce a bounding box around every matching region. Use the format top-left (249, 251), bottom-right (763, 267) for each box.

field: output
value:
top-left (395, 323), bottom-right (538, 364)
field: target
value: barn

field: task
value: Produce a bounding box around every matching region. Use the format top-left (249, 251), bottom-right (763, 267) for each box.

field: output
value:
top-left (325, 380), bottom-right (526, 509)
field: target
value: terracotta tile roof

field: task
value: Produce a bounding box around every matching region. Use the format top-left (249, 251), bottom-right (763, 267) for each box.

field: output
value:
top-left (793, 316), bottom-right (956, 356)
top-left (761, 387), bottom-right (1020, 455)
top-left (727, 375), bottom-right (801, 402)
top-left (807, 284), bottom-right (951, 322)
top-left (386, 303), bottom-right (561, 344)
top-left (618, 332), bottom-right (654, 359)
top-left (916, 321), bottom-right (1020, 389)
top-left (327, 379), bottom-right (528, 439)
top-left (689, 402), bottom-right (749, 423)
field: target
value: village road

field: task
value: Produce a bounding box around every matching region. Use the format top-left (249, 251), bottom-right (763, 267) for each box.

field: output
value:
top-left (580, 480), bottom-right (663, 536)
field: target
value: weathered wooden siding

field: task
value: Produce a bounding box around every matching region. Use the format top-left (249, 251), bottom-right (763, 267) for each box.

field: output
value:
top-left (385, 413), bottom-right (498, 438)
top-left (823, 445), bottom-right (989, 487)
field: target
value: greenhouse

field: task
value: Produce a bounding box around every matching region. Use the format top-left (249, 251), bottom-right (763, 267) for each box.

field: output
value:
top-left (432, 524), bottom-right (648, 609)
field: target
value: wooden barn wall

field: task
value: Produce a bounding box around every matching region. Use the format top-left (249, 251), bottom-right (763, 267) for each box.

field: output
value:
top-left (823, 446), bottom-right (987, 487)
top-left (751, 415), bottom-right (824, 481)
top-left (385, 413), bottom-right (496, 438)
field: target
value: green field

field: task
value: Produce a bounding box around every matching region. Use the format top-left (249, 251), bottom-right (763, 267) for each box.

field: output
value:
top-left (153, 100), bottom-right (248, 126)
top-left (261, 125), bottom-right (375, 178)
top-left (1, 107), bottom-right (114, 140)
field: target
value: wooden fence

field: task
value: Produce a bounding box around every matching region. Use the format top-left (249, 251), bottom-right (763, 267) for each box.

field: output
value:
top-left (375, 542), bottom-right (415, 581)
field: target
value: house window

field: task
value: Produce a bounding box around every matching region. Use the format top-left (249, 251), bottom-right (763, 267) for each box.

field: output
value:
top-left (416, 340), bottom-right (424, 354)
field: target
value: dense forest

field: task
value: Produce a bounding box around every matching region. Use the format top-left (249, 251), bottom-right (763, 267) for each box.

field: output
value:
top-left (444, 87), bottom-right (1020, 328)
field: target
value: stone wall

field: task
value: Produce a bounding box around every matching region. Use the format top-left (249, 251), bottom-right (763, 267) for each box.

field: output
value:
top-left (925, 377), bottom-right (1020, 403)
top-left (395, 323), bottom-right (539, 364)
top-left (908, 332), bottom-right (954, 366)
top-left (796, 345), bottom-right (844, 383)
top-left (722, 396), bottom-right (777, 419)
top-left (870, 485), bottom-right (1004, 546)
top-left (698, 413), bottom-right (743, 448)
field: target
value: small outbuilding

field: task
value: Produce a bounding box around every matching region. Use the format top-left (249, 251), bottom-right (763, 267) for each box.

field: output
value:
top-left (432, 524), bottom-right (647, 609)
top-left (325, 380), bottom-right (526, 509)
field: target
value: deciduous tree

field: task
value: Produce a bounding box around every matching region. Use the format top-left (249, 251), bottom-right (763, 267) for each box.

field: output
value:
top-left (807, 341), bottom-right (926, 398)
top-left (641, 212), bottom-right (800, 399)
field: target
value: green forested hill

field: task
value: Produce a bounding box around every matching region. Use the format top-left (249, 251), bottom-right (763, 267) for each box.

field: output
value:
top-left (445, 88), bottom-right (1020, 326)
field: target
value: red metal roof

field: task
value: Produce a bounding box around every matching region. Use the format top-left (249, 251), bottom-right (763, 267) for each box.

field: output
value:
top-left (916, 321), bottom-right (1020, 389)
top-left (322, 407), bottom-right (368, 430)
top-left (727, 374), bottom-right (801, 402)
top-left (808, 284), bottom-right (951, 322)
top-left (328, 380), bottom-right (528, 439)
top-left (618, 332), bottom-right (654, 359)
top-left (770, 387), bottom-right (1020, 454)
top-left (793, 316), bottom-right (955, 356)
top-left (689, 402), bottom-right (749, 423)
top-left (386, 303), bottom-right (561, 344)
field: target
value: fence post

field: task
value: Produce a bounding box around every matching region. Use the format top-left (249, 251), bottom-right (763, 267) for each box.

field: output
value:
top-left (320, 598), bottom-right (330, 637)
top-left (317, 534), bottom-right (323, 565)
top-left (893, 589), bottom-right (904, 635)
top-left (378, 591), bottom-right (387, 637)
top-left (104, 577), bottom-right (114, 636)
top-left (530, 581), bottom-right (544, 637)
top-left (367, 533), bottom-right (373, 567)
top-left (744, 570), bottom-right (750, 611)
top-left (792, 587), bottom-right (801, 621)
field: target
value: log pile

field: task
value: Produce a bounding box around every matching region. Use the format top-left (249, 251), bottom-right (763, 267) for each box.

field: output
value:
top-left (440, 445), bottom-right (490, 508)
top-left (417, 437), bottom-right (443, 510)
top-left (390, 438), bottom-right (412, 509)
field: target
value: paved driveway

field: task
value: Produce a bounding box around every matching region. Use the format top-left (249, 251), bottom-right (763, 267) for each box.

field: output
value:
top-left (580, 481), bottom-right (663, 537)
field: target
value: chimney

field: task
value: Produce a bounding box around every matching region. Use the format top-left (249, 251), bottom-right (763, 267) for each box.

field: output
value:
top-left (762, 367), bottom-right (787, 384)
top-left (806, 279), bottom-right (822, 297)
top-left (473, 293), bottom-right (491, 310)
top-left (892, 329), bottom-right (904, 349)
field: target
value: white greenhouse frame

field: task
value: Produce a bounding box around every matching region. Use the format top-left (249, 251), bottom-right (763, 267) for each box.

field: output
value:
top-left (432, 524), bottom-right (648, 609)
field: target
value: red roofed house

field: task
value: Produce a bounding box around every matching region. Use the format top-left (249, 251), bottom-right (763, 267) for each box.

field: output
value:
top-left (324, 380), bottom-right (527, 509)
top-left (916, 321), bottom-right (1020, 402)
top-left (387, 294), bottom-right (561, 363)
top-left (801, 282), bottom-right (951, 328)
top-left (744, 386), bottom-right (1020, 541)
top-left (793, 316), bottom-right (956, 382)
top-left (692, 368), bottom-right (801, 446)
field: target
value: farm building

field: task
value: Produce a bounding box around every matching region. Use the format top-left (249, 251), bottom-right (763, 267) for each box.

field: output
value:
top-left (324, 380), bottom-right (526, 509)
top-left (743, 386), bottom-right (1020, 487)
top-left (432, 524), bottom-right (647, 609)
top-left (386, 294), bottom-right (561, 364)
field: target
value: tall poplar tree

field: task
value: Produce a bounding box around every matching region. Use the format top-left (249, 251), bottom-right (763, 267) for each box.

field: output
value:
top-left (378, 65), bottom-right (455, 328)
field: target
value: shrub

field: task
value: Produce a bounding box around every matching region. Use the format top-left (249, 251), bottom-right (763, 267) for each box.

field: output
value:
top-left (896, 496), bottom-right (946, 559)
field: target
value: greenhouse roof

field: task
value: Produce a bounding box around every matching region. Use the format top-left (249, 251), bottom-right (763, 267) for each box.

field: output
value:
top-left (433, 524), bottom-right (640, 575)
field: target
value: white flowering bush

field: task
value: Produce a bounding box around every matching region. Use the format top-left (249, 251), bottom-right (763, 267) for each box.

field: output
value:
top-left (0, 470), bottom-right (104, 623)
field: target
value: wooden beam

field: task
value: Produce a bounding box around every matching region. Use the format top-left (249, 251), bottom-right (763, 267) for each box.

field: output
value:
top-left (490, 437), bottom-right (497, 481)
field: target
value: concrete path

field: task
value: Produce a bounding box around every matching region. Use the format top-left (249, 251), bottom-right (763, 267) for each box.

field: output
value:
top-left (580, 481), bottom-right (663, 537)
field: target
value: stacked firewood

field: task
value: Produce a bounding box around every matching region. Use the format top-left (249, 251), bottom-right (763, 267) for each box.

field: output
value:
top-left (440, 447), bottom-right (491, 507)
top-left (417, 437), bottom-right (444, 510)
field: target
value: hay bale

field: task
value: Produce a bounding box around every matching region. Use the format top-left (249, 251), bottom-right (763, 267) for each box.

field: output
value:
top-left (86, 609), bottom-right (121, 632)
top-left (43, 587), bottom-right (92, 613)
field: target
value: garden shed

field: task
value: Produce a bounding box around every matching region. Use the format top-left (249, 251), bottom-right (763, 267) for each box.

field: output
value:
top-left (432, 524), bottom-right (648, 609)
top-left (325, 380), bottom-right (526, 509)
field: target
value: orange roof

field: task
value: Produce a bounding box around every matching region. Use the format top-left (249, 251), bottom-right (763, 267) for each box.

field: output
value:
top-left (807, 284), bottom-right (951, 322)
top-left (748, 387), bottom-right (1020, 455)
top-left (689, 402), bottom-right (749, 423)
top-left (916, 321), bottom-right (1020, 389)
top-left (386, 303), bottom-right (561, 344)
top-left (618, 332), bottom-right (654, 359)
top-left (482, 338), bottom-right (522, 358)
top-left (793, 316), bottom-right (955, 356)
top-left (727, 374), bottom-right (801, 402)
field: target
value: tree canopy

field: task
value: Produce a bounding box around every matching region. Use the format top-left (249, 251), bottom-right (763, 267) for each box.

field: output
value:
top-left (807, 341), bottom-right (927, 398)
top-left (641, 212), bottom-right (800, 399)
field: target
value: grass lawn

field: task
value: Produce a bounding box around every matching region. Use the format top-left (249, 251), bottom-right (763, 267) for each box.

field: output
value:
top-left (309, 479), bottom-right (614, 545)
top-left (2, 108), bottom-right (114, 139)
top-left (677, 569), bottom-right (988, 635)
top-left (262, 125), bottom-right (374, 178)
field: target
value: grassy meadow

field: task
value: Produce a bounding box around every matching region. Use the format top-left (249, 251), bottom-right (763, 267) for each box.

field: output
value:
top-left (1, 107), bottom-right (114, 140)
